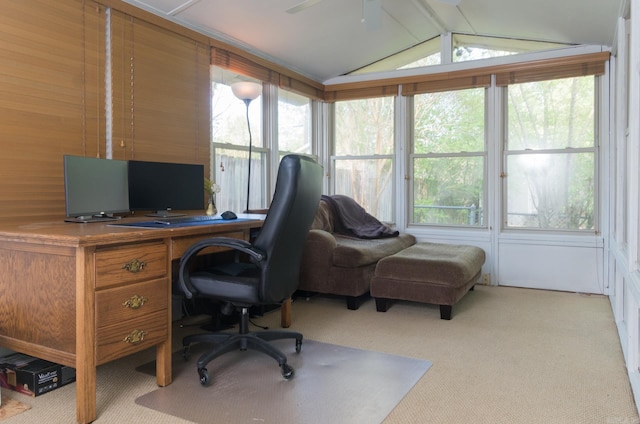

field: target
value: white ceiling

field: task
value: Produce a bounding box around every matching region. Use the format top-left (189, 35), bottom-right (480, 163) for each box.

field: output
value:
top-left (121, 0), bottom-right (624, 83)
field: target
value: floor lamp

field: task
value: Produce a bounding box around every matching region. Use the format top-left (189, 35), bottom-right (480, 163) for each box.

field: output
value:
top-left (230, 81), bottom-right (262, 213)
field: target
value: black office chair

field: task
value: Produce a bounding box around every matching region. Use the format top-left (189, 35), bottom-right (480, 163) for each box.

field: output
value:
top-left (178, 154), bottom-right (323, 385)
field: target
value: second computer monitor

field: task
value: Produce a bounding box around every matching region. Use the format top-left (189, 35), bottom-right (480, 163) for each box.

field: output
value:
top-left (128, 160), bottom-right (205, 217)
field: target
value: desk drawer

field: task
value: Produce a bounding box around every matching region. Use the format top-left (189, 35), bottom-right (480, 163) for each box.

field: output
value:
top-left (96, 310), bottom-right (168, 364)
top-left (96, 278), bottom-right (168, 328)
top-left (95, 242), bottom-right (167, 289)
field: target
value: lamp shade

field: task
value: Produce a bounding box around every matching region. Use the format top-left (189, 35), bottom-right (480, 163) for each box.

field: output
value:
top-left (230, 81), bottom-right (262, 101)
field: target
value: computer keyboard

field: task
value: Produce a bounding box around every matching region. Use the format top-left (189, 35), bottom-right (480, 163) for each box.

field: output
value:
top-left (153, 215), bottom-right (220, 225)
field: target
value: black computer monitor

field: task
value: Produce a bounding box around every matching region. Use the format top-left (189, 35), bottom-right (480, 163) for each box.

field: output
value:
top-left (63, 155), bottom-right (130, 223)
top-left (127, 160), bottom-right (205, 217)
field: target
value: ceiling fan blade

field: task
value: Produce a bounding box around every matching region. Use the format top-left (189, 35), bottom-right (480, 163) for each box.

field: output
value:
top-left (286, 0), bottom-right (323, 14)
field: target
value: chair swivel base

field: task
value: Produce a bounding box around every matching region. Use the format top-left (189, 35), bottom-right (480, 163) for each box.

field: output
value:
top-left (183, 330), bottom-right (303, 386)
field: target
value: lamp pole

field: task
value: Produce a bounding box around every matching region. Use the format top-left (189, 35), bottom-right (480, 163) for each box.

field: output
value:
top-left (230, 82), bottom-right (262, 213)
top-left (242, 98), bottom-right (253, 213)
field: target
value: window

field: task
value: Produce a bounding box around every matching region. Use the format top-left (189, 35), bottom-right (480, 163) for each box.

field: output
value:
top-left (278, 88), bottom-right (312, 158)
top-left (399, 53), bottom-right (441, 70)
top-left (210, 68), bottom-right (265, 213)
top-left (351, 37), bottom-right (441, 74)
top-left (411, 88), bottom-right (486, 226)
top-left (452, 34), bottom-right (567, 62)
top-left (333, 97), bottom-right (394, 221)
top-left (350, 34), bottom-right (570, 75)
top-left (504, 76), bottom-right (596, 231)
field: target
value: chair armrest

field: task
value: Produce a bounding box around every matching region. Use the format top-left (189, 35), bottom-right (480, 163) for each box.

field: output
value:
top-left (178, 237), bottom-right (266, 299)
top-left (183, 237), bottom-right (264, 261)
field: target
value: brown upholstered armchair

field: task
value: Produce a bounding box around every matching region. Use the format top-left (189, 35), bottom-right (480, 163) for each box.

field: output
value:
top-left (297, 197), bottom-right (416, 310)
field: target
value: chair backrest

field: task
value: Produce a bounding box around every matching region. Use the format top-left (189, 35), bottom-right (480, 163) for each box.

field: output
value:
top-left (254, 154), bottom-right (323, 303)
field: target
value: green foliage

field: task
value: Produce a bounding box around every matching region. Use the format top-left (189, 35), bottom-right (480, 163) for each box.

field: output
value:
top-left (506, 77), bottom-right (595, 230)
top-left (335, 97), bottom-right (394, 156)
top-left (413, 88), bottom-right (485, 225)
top-left (508, 77), bottom-right (594, 150)
top-left (334, 98), bottom-right (395, 220)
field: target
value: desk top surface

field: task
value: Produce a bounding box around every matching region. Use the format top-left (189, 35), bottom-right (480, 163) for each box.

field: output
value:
top-left (0, 213), bottom-right (266, 247)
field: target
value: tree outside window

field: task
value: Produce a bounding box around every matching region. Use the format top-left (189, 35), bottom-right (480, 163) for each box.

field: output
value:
top-left (333, 97), bottom-right (394, 221)
top-left (278, 88), bottom-right (312, 158)
top-left (505, 76), bottom-right (596, 231)
top-left (412, 88), bottom-right (486, 226)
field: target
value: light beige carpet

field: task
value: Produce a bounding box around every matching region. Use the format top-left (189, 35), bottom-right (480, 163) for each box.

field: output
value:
top-left (0, 286), bottom-right (637, 423)
top-left (135, 339), bottom-right (431, 424)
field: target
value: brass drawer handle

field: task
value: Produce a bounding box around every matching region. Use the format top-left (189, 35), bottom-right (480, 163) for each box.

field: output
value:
top-left (123, 329), bottom-right (148, 345)
top-left (122, 258), bottom-right (146, 273)
top-left (122, 294), bottom-right (148, 309)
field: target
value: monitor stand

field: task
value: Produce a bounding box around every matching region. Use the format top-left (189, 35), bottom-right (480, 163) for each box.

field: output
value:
top-left (65, 214), bottom-right (122, 223)
top-left (145, 209), bottom-right (186, 218)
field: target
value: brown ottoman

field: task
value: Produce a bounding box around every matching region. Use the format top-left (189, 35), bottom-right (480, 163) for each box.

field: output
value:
top-left (370, 242), bottom-right (486, 320)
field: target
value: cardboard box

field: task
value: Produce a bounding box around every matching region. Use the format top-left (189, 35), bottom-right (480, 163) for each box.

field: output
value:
top-left (0, 353), bottom-right (76, 397)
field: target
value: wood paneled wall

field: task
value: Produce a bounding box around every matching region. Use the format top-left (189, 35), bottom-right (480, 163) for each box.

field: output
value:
top-left (0, 0), bottom-right (210, 224)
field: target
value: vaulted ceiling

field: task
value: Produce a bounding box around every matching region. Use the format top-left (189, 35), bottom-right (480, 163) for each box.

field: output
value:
top-left (122, 0), bottom-right (624, 83)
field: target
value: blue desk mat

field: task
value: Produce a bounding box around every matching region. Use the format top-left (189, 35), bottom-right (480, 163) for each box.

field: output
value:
top-left (109, 218), bottom-right (257, 229)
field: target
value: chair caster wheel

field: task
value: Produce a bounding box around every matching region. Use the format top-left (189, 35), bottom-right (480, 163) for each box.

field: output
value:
top-left (198, 367), bottom-right (210, 386)
top-left (281, 363), bottom-right (295, 380)
top-left (295, 339), bottom-right (302, 353)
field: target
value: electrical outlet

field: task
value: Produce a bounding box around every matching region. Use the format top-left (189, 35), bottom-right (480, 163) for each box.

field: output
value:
top-left (482, 274), bottom-right (491, 285)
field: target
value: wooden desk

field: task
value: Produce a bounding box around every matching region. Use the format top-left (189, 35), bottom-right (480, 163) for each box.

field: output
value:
top-left (0, 215), bottom-right (264, 424)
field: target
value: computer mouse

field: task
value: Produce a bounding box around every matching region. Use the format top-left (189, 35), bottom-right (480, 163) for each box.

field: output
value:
top-left (221, 210), bottom-right (237, 220)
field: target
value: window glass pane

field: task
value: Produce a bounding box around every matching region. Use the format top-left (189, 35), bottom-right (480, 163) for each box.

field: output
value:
top-left (412, 88), bottom-right (485, 227)
top-left (398, 53), bottom-right (440, 70)
top-left (505, 76), bottom-right (596, 231)
top-left (214, 148), bottom-right (266, 213)
top-left (334, 158), bottom-right (393, 221)
top-left (350, 37), bottom-right (440, 74)
top-left (506, 152), bottom-right (594, 230)
top-left (210, 67), bottom-right (264, 212)
top-left (333, 97), bottom-right (394, 221)
top-left (414, 89), bottom-right (485, 153)
top-left (453, 46), bottom-right (514, 61)
top-left (278, 88), bottom-right (312, 154)
top-left (211, 82), bottom-right (262, 148)
top-left (335, 98), bottom-right (394, 155)
top-left (452, 34), bottom-right (568, 63)
top-left (352, 34), bottom-right (570, 73)
top-left (508, 77), bottom-right (594, 150)
top-left (413, 156), bottom-right (484, 225)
